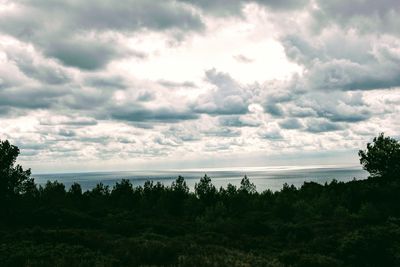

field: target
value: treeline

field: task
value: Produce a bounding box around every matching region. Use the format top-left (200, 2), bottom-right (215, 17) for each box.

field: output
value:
top-left (0, 134), bottom-right (400, 266)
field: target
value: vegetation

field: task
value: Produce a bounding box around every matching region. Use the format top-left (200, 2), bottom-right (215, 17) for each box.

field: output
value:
top-left (0, 134), bottom-right (399, 266)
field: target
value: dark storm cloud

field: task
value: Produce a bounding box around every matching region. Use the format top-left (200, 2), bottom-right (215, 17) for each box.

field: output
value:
top-left (0, 0), bottom-right (204, 70)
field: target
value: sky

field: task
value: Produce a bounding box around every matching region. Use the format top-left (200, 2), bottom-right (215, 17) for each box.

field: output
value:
top-left (0, 0), bottom-right (399, 173)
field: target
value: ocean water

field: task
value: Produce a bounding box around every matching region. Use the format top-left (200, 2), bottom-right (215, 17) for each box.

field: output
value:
top-left (33, 165), bottom-right (369, 192)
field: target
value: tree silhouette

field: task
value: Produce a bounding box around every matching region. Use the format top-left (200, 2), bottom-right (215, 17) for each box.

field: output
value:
top-left (0, 140), bottom-right (32, 201)
top-left (359, 133), bottom-right (400, 178)
top-left (171, 175), bottom-right (189, 195)
top-left (69, 182), bottom-right (83, 196)
top-left (195, 174), bottom-right (217, 204)
top-left (239, 175), bottom-right (256, 194)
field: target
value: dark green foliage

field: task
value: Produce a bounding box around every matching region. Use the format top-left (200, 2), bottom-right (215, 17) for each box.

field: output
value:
top-left (195, 174), bottom-right (217, 205)
top-left (69, 183), bottom-right (82, 197)
top-left (0, 140), bottom-right (32, 200)
top-left (359, 133), bottom-right (400, 178)
top-left (239, 175), bottom-right (256, 194)
top-left (1, 135), bottom-right (400, 266)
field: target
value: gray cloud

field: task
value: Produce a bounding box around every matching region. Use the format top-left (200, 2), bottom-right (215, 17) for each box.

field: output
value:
top-left (158, 80), bottom-right (196, 88)
top-left (305, 119), bottom-right (345, 133)
top-left (219, 116), bottom-right (261, 127)
top-left (47, 39), bottom-right (127, 70)
top-left (313, 0), bottom-right (400, 35)
top-left (203, 128), bottom-right (241, 138)
top-left (165, 125), bottom-right (201, 142)
top-left (109, 105), bottom-right (199, 123)
top-left (282, 30), bottom-right (400, 92)
top-left (5, 50), bottom-right (71, 85)
top-left (279, 118), bottom-right (303, 129)
top-left (180, 0), bottom-right (309, 16)
top-left (0, 85), bottom-right (68, 109)
top-left (264, 103), bottom-right (284, 117)
top-left (193, 69), bottom-right (251, 115)
top-left (39, 117), bottom-right (98, 126)
top-left (136, 91), bottom-right (156, 102)
top-left (58, 129), bottom-right (76, 137)
top-left (258, 129), bottom-right (283, 140)
top-left (84, 75), bottom-right (127, 89)
top-left (0, 0), bottom-right (204, 70)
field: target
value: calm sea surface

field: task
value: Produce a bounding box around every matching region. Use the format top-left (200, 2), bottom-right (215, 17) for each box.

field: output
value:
top-left (33, 165), bottom-right (369, 192)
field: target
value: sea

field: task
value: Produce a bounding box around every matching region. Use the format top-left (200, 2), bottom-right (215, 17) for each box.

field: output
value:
top-left (32, 165), bottom-right (369, 192)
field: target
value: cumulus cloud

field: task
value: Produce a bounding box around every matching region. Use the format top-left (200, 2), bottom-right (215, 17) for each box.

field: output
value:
top-left (0, 0), bottom-right (203, 70)
top-left (192, 69), bottom-right (254, 115)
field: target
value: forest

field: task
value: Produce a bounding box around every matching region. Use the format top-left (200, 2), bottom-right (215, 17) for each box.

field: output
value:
top-left (0, 133), bottom-right (399, 267)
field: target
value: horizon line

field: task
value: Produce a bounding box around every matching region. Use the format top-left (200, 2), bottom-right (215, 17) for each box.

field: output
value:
top-left (32, 163), bottom-right (363, 175)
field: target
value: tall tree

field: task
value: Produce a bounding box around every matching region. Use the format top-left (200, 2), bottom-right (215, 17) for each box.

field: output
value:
top-left (0, 140), bottom-right (32, 200)
top-left (359, 133), bottom-right (400, 178)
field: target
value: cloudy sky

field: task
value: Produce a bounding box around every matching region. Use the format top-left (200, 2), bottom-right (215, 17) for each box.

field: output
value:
top-left (1, 0), bottom-right (399, 173)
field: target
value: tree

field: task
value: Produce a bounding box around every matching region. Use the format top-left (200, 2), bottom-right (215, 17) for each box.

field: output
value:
top-left (89, 182), bottom-right (110, 197)
top-left (111, 179), bottom-right (134, 207)
top-left (195, 174), bottom-right (217, 204)
top-left (171, 176), bottom-right (189, 196)
top-left (41, 180), bottom-right (66, 203)
top-left (0, 140), bottom-right (32, 200)
top-left (69, 183), bottom-right (83, 197)
top-left (168, 176), bottom-right (189, 215)
top-left (359, 133), bottom-right (400, 178)
top-left (239, 175), bottom-right (256, 194)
